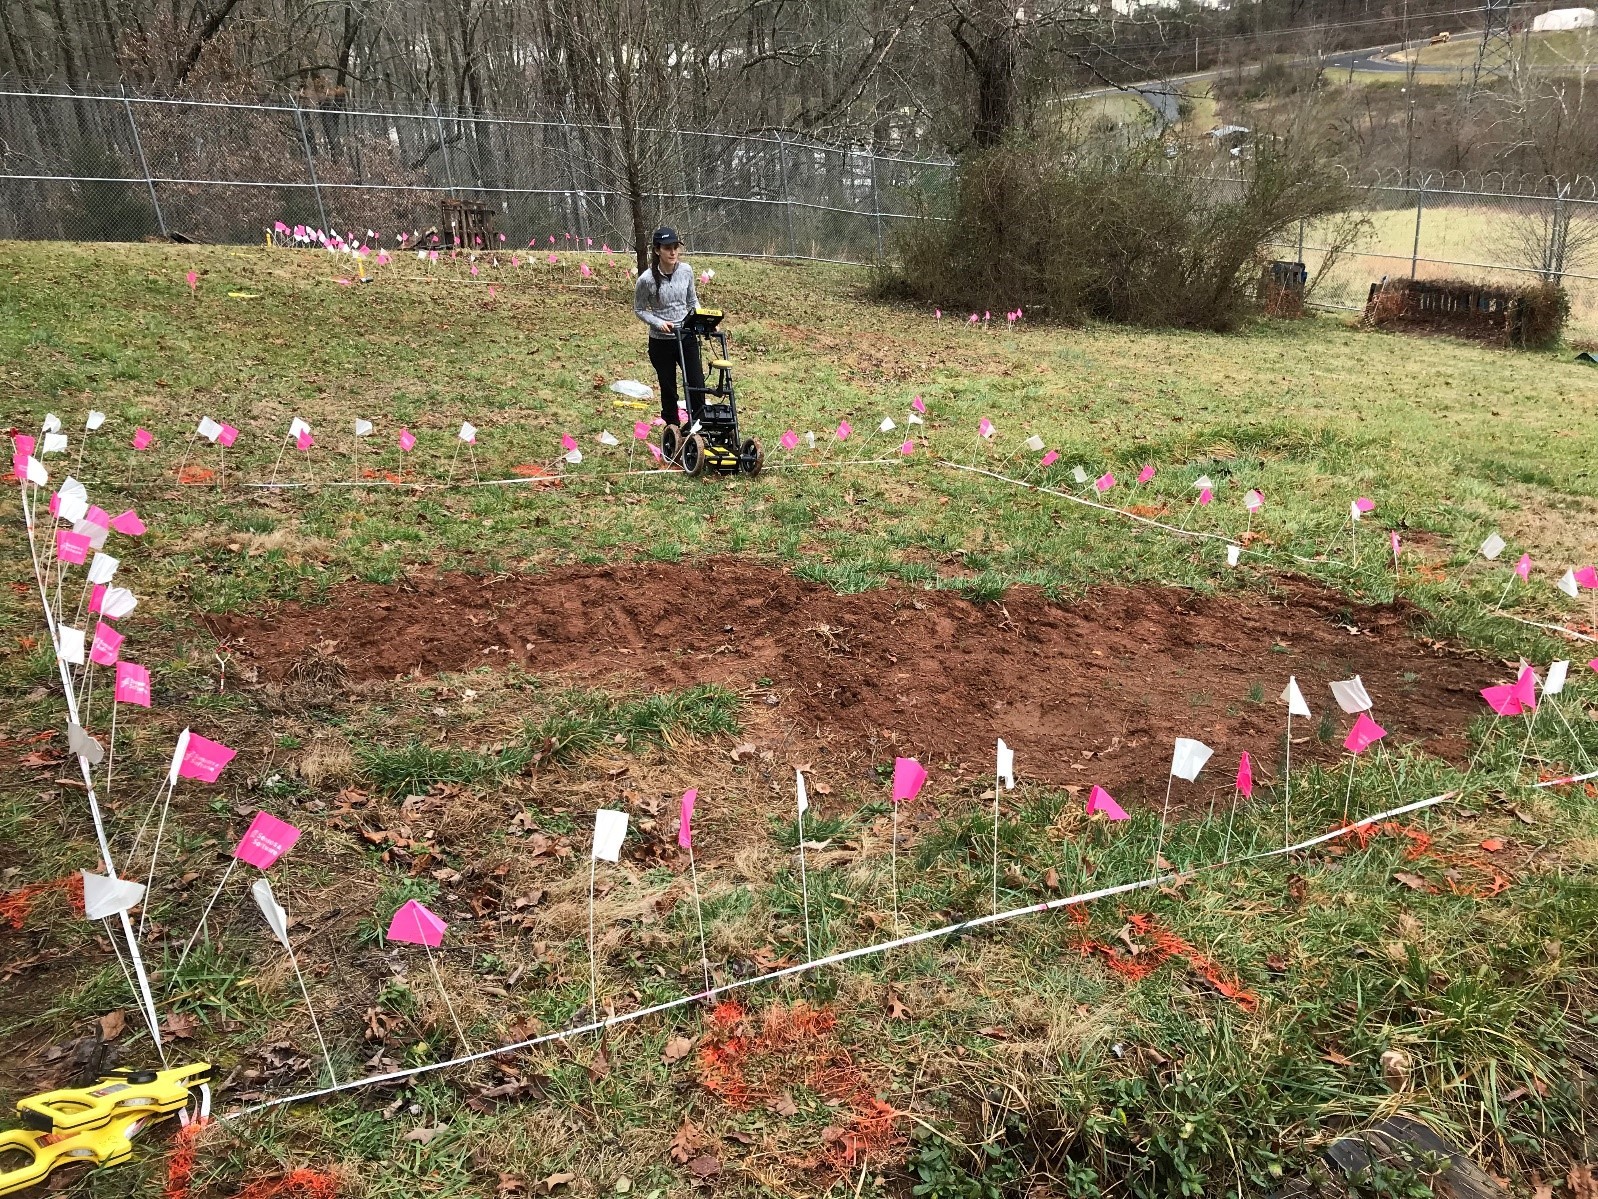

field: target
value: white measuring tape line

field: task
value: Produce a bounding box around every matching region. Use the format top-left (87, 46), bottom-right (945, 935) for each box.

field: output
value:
top-left (225, 787), bottom-right (1478, 1120)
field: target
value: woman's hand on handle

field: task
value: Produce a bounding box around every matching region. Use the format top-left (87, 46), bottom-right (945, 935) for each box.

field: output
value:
top-left (661, 321), bottom-right (674, 333)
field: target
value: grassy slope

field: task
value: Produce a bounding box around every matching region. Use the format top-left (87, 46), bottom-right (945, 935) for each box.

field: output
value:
top-left (1, 241), bottom-right (1597, 1197)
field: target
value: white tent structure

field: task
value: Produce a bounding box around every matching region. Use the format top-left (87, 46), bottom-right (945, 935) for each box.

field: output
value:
top-left (1531, 7), bottom-right (1596, 31)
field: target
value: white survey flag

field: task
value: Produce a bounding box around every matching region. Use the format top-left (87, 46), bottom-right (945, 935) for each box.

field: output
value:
top-left (598, 430), bottom-right (619, 447)
top-left (879, 417), bottom-right (896, 433)
top-left (167, 728), bottom-right (192, 787)
top-left (796, 770), bottom-right (809, 814)
top-left (82, 871), bottom-right (145, 920)
top-left (197, 417), bottom-right (223, 443)
top-left (592, 809), bottom-right (628, 862)
top-left (1170, 738), bottom-right (1213, 782)
top-left (101, 587), bottom-right (137, 620)
top-left (288, 416), bottom-right (310, 438)
top-left (85, 411), bottom-right (106, 431)
top-left (907, 413), bottom-right (924, 426)
top-left (609, 379), bottom-right (653, 400)
top-left (458, 422), bottom-right (477, 443)
top-left (57, 627), bottom-right (86, 665)
top-left (1558, 568), bottom-right (1579, 598)
top-left (1480, 533), bottom-right (1506, 560)
top-left (1282, 676), bottom-right (1311, 718)
top-left (1227, 545), bottom-right (1241, 567)
top-left (1193, 475), bottom-right (1213, 490)
top-left (565, 448), bottom-right (583, 464)
top-left (1023, 434), bottom-right (1045, 452)
top-left (42, 433), bottom-right (68, 455)
top-left (996, 739), bottom-right (1015, 790)
top-left (87, 552), bottom-right (119, 585)
top-left (1349, 500), bottom-right (1362, 523)
top-left (25, 457), bottom-right (47, 487)
top-left (1072, 466), bottom-right (1088, 484)
top-left (353, 418), bottom-right (374, 437)
top-left (1546, 660), bottom-right (1570, 695)
top-left (67, 722), bottom-right (104, 765)
top-left (42, 413), bottom-right (61, 433)
top-left (1329, 676), bottom-right (1373, 714)
top-left (252, 877), bottom-right (292, 950)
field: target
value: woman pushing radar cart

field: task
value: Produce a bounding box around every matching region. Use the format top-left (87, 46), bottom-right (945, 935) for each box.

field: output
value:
top-left (632, 226), bottom-right (763, 478)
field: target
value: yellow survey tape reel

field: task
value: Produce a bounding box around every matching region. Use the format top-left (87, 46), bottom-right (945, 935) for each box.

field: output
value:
top-left (16, 1062), bottom-right (213, 1134)
top-left (0, 1110), bottom-right (153, 1196)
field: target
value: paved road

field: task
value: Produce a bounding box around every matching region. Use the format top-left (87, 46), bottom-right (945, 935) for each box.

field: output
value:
top-left (1065, 35), bottom-right (1475, 128)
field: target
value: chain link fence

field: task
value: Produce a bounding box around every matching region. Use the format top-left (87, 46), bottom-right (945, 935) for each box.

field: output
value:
top-left (3, 87), bottom-right (1597, 336)
top-left (0, 88), bottom-right (953, 262)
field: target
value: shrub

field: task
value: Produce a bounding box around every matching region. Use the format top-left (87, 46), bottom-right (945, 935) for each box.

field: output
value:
top-left (875, 128), bottom-right (1354, 332)
top-left (1510, 280), bottom-right (1569, 349)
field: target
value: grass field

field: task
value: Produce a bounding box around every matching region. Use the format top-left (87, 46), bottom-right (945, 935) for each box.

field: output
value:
top-left (2, 239), bottom-right (1598, 1199)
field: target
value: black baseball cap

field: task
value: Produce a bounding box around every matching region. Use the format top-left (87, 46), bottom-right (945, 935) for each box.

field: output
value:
top-left (652, 226), bottom-right (680, 247)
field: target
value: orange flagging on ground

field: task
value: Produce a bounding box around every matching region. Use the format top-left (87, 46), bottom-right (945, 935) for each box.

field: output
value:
top-left (0, 874), bottom-right (83, 930)
top-left (165, 1121), bottom-right (339, 1199)
top-left (696, 1000), bottom-right (903, 1173)
top-left (1067, 909), bottom-right (1260, 1011)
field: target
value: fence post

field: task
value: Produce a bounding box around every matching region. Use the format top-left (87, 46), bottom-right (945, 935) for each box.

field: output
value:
top-left (119, 86), bottom-right (168, 240)
top-left (432, 102), bottom-right (458, 199)
top-left (777, 132), bottom-right (796, 258)
top-left (289, 93), bottom-right (329, 233)
top-left (1409, 183), bottom-right (1424, 279)
top-left (869, 148), bottom-right (884, 260)
top-left (560, 118), bottom-right (586, 242)
top-left (1295, 218), bottom-right (1304, 264)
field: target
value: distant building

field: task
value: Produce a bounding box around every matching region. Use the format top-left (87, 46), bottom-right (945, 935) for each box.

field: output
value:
top-left (1530, 6), bottom-right (1596, 29)
top-left (1110, 0), bottom-right (1228, 15)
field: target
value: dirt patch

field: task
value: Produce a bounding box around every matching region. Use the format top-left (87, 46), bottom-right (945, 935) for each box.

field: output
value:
top-left (204, 561), bottom-right (1492, 809)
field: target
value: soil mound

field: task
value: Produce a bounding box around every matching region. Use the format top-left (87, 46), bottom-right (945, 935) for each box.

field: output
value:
top-left (205, 561), bottom-right (1491, 803)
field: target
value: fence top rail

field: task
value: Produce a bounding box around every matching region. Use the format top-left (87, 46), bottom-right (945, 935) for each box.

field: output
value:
top-left (1340, 165), bottom-right (1598, 198)
top-left (0, 86), bottom-right (957, 170)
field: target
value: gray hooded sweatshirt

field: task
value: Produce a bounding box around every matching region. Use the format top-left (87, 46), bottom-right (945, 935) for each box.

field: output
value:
top-left (634, 262), bottom-right (700, 339)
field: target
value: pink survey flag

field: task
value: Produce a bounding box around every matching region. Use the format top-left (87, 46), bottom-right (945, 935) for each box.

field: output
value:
top-left (218, 424), bottom-right (239, 448)
top-left (633, 420), bottom-right (650, 441)
top-left (1481, 681), bottom-right (1525, 717)
top-left (89, 584), bottom-right (105, 615)
top-left (1198, 487), bottom-right (1213, 506)
top-left (1589, 659), bottom-right (1598, 673)
top-left (836, 421), bottom-right (852, 440)
top-left (1086, 785), bottom-right (1128, 821)
top-left (234, 810), bottom-right (302, 869)
top-left (56, 529), bottom-right (90, 564)
top-left (295, 429), bottom-right (314, 451)
top-left (1040, 450), bottom-right (1059, 468)
top-left (1137, 465), bottom-right (1155, 484)
top-left (1343, 712), bottom-right (1386, 754)
top-left (387, 899), bottom-right (447, 947)
top-left (912, 396), bottom-right (927, 413)
top-left (1576, 566), bottom-right (1598, 589)
top-left (179, 732), bottom-right (236, 782)
top-left (780, 429), bottom-right (799, 451)
top-left (398, 428), bottom-right (416, 452)
top-left (900, 440), bottom-right (915, 455)
top-left (1095, 472), bottom-right (1115, 493)
top-left (1354, 497), bottom-right (1375, 514)
top-left (890, 757), bottom-right (927, 804)
top-left (89, 621), bottom-right (123, 666)
top-left (977, 418), bottom-right (994, 438)
top-left (561, 432), bottom-right (578, 452)
top-left (678, 788), bottom-right (697, 849)
top-left (1512, 664), bottom-right (1538, 711)
top-left (114, 661), bottom-right (152, 707)
top-left (185, 270), bottom-right (198, 295)
top-left (1390, 532), bottom-right (1401, 562)
top-left (1515, 553), bottom-right (1532, 581)
top-left (1236, 752), bottom-right (1253, 798)
top-left (132, 428), bottom-right (153, 450)
top-left (13, 433), bottom-right (35, 458)
top-left (109, 509), bottom-right (145, 536)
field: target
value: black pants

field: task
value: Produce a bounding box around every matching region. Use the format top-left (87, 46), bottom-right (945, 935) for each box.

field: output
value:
top-left (648, 333), bottom-right (705, 427)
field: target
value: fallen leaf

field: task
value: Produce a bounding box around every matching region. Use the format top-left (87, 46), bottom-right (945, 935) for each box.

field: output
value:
top-left (1044, 867), bottom-right (1060, 891)
top-left (1380, 1047), bottom-right (1411, 1090)
top-left (661, 1034), bottom-right (695, 1065)
top-left (771, 1093), bottom-right (800, 1117)
top-left (161, 1011), bottom-right (199, 1040)
top-left (1570, 1165), bottom-right (1598, 1199)
top-left (1479, 838), bottom-right (1506, 852)
top-left (1393, 872), bottom-right (1430, 891)
top-left (729, 742), bottom-right (758, 762)
top-left (403, 1124), bottom-right (445, 1144)
top-left (98, 1011), bottom-right (125, 1040)
top-left (497, 1175), bottom-right (526, 1196)
top-left (1321, 1049), bottom-right (1354, 1067)
top-left (588, 1038), bottom-right (610, 1082)
top-left (1511, 807), bottom-right (1537, 826)
top-left (669, 1119), bottom-right (701, 1164)
top-left (537, 1173), bottom-right (575, 1195)
top-left (885, 991), bottom-right (910, 1020)
top-left (977, 1026), bottom-right (1010, 1040)
top-left (687, 1154), bottom-right (721, 1179)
